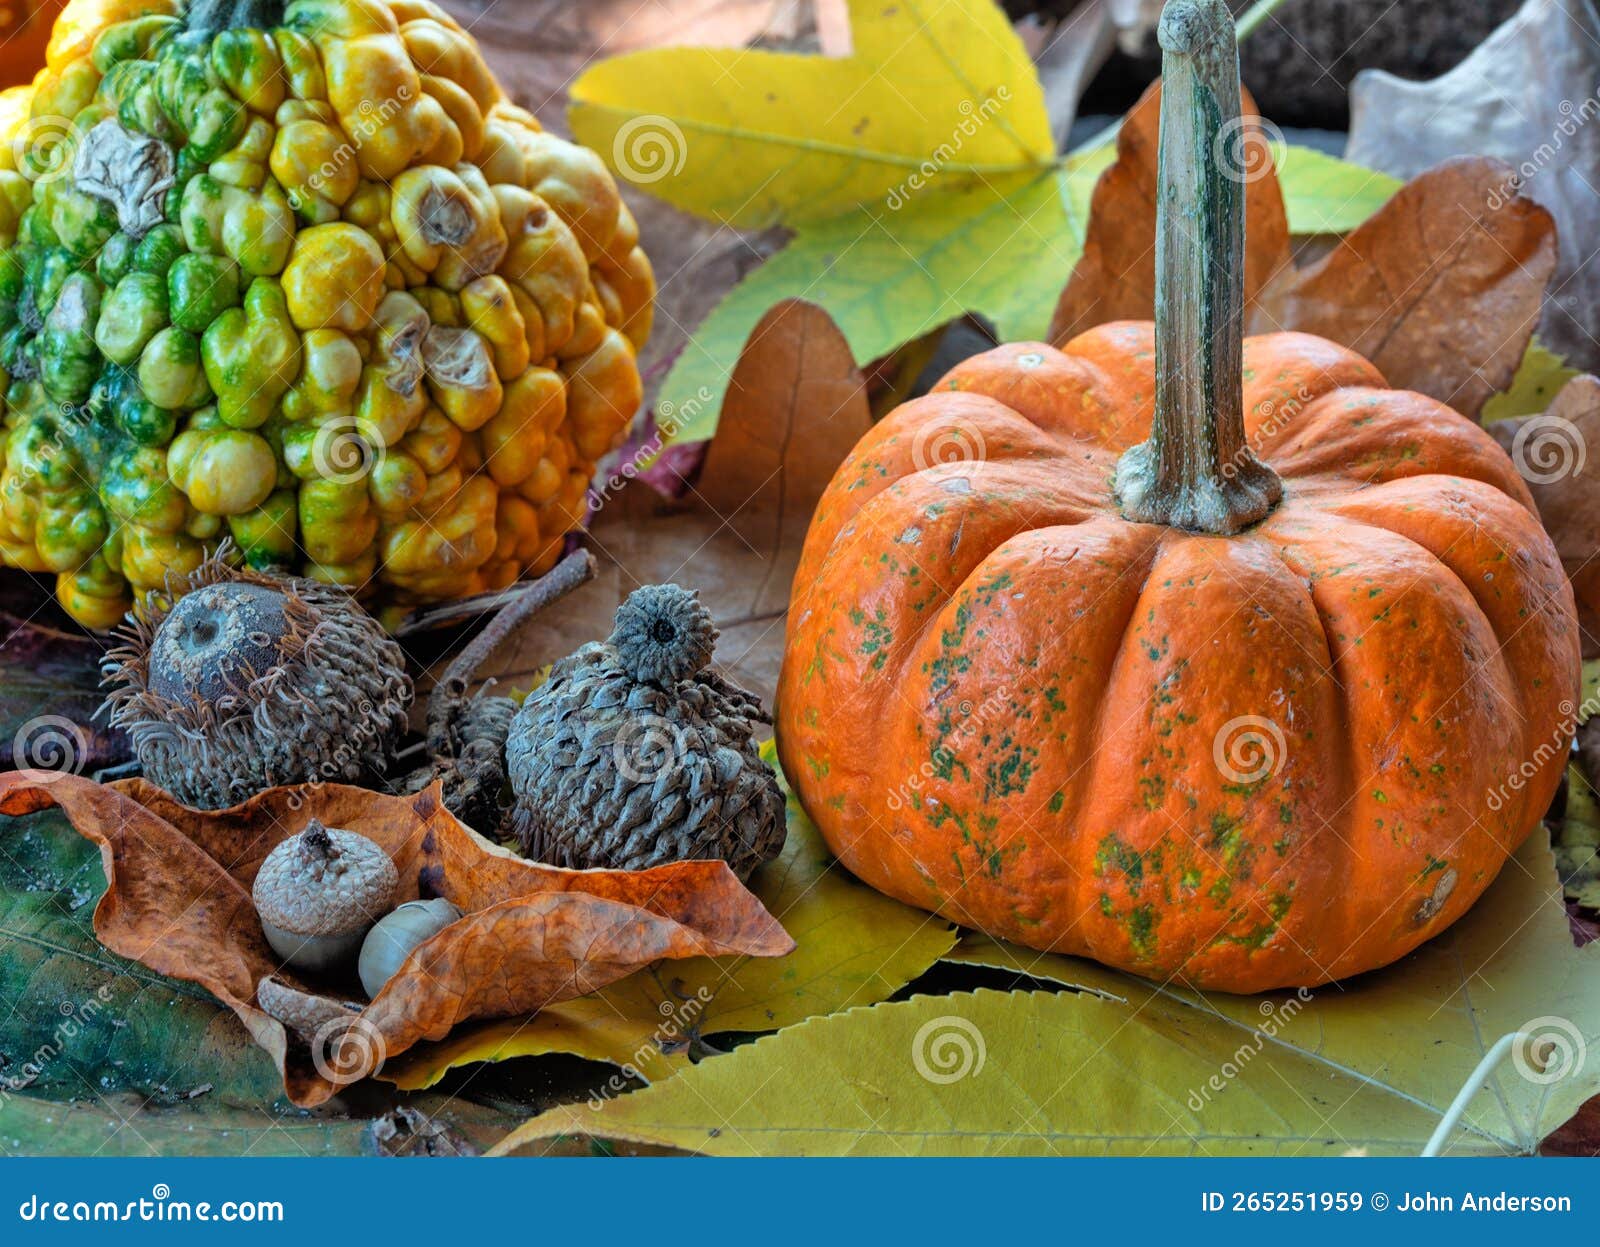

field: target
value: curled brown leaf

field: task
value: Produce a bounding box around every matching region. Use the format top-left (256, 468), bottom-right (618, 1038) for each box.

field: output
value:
top-left (1488, 374), bottom-right (1600, 657)
top-left (1049, 82), bottom-right (1556, 422)
top-left (0, 773), bottom-right (792, 1108)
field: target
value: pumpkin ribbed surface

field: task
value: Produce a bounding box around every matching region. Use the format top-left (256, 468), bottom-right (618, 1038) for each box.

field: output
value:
top-left (777, 325), bottom-right (1579, 992)
top-left (0, 0), bottom-right (652, 628)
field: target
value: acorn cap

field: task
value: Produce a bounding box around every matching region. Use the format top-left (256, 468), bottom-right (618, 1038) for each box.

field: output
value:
top-left (99, 544), bottom-right (414, 810)
top-left (252, 820), bottom-right (399, 937)
top-left (148, 579), bottom-right (296, 707)
top-left (608, 584), bottom-right (717, 687)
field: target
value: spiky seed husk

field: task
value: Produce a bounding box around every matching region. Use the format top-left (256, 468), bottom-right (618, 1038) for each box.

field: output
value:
top-left (506, 583), bottom-right (785, 880)
top-left (100, 549), bottom-right (413, 809)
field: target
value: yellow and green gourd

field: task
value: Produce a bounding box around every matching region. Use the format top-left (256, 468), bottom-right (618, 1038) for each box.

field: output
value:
top-left (0, 0), bottom-right (653, 629)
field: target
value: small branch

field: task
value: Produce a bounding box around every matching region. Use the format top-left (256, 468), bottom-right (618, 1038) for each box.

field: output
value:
top-left (425, 550), bottom-right (598, 749)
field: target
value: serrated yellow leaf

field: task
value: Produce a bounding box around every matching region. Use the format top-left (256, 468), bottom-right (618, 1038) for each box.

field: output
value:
top-left (495, 827), bottom-right (1600, 1156)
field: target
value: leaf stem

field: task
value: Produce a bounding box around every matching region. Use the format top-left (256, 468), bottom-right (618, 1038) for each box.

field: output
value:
top-left (1421, 1032), bottom-right (1544, 1157)
top-left (1234, 0), bottom-right (1295, 41)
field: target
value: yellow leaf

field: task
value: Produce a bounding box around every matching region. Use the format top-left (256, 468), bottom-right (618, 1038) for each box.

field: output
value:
top-left (571, 0), bottom-right (1054, 230)
top-left (384, 745), bottom-right (956, 1090)
top-left (494, 827), bottom-right (1600, 1156)
top-left (580, 0), bottom-right (1401, 444)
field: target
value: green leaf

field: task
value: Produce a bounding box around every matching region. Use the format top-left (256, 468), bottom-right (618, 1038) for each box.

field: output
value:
top-left (495, 827), bottom-right (1600, 1156)
top-left (384, 744), bottom-right (956, 1089)
top-left (0, 1095), bottom-right (374, 1157)
top-left (1482, 337), bottom-right (1582, 424)
top-left (0, 1090), bottom-right (521, 1157)
top-left (0, 806), bottom-right (286, 1107)
top-left (658, 167), bottom-right (1089, 444)
top-left (1269, 142), bottom-right (1400, 235)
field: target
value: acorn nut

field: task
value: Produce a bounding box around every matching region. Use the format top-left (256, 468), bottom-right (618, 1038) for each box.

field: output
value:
top-left (358, 899), bottom-right (463, 999)
top-left (253, 819), bottom-right (399, 974)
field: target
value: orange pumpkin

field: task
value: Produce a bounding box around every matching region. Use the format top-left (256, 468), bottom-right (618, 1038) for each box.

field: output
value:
top-left (775, 0), bottom-right (1579, 992)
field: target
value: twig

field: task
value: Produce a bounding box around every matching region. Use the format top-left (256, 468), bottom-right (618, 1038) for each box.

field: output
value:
top-left (426, 549), bottom-right (598, 749)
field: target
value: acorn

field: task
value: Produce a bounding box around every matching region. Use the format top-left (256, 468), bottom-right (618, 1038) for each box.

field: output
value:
top-left (505, 583), bottom-right (786, 880)
top-left (99, 546), bottom-right (413, 809)
top-left (253, 819), bottom-right (399, 974)
top-left (358, 899), bottom-right (463, 999)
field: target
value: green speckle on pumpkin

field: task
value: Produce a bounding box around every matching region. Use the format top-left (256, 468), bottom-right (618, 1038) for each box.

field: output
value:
top-left (1125, 905), bottom-right (1158, 955)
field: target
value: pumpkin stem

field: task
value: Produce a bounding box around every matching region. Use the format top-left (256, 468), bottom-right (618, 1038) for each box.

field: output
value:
top-left (183, 0), bottom-right (286, 38)
top-left (1113, 0), bottom-right (1282, 535)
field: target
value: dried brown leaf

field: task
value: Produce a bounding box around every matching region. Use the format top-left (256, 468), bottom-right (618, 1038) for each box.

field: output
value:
top-left (0, 774), bottom-right (792, 1108)
top-left (1252, 158), bottom-right (1557, 421)
top-left (1344, 0), bottom-right (1600, 375)
top-left (1489, 374), bottom-right (1600, 657)
top-left (1048, 84), bottom-right (1557, 421)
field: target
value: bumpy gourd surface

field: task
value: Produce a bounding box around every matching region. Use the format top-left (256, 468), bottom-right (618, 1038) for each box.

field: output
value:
top-left (777, 325), bottom-right (1580, 992)
top-left (0, 0), bottom-right (652, 629)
